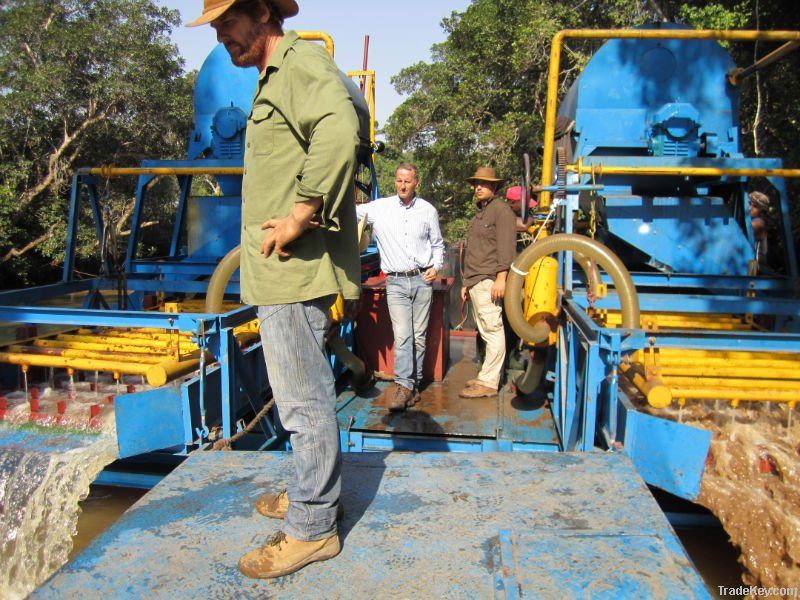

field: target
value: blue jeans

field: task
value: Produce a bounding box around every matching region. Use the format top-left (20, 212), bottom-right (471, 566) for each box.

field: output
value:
top-left (386, 274), bottom-right (433, 389)
top-left (257, 296), bottom-right (340, 542)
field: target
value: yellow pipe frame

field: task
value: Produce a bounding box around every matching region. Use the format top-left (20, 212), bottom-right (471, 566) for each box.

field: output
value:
top-left (619, 362), bottom-right (672, 408)
top-left (297, 31), bottom-right (335, 57)
top-left (540, 28), bottom-right (800, 210)
top-left (347, 69), bottom-right (377, 144)
top-left (0, 351), bottom-right (151, 377)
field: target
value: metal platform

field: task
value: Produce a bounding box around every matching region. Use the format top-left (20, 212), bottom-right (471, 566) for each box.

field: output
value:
top-left (336, 338), bottom-right (560, 452)
top-left (36, 451), bottom-right (709, 598)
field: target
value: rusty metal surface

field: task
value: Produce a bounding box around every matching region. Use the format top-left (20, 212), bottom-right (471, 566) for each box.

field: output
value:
top-left (338, 356), bottom-right (498, 437)
top-left (337, 336), bottom-right (558, 445)
top-left (36, 451), bottom-right (709, 598)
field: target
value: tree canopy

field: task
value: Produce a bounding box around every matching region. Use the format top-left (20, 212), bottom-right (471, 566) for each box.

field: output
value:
top-left (0, 0), bottom-right (194, 288)
top-left (379, 0), bottom-right (800, 247)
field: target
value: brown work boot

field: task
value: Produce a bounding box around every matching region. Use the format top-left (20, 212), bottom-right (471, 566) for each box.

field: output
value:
top-left (388, 384), bottom-right (414, 411)
top-left (466, 378), bottom-right (488, 388)
top-left (255, 489), bottom-right (289, 518)
top-left (238, 530), bottom-right (340, 579)
top-left (459, 383), bottom-right (498, 398)
top-left (255, 489), bottom-right (344, 520)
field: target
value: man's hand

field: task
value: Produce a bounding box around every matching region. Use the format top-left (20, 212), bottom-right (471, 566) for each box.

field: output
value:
top-left (259, 197), bottom-right (322, 259)
top-left (423, 267), bottom-right (437, 283)
top-left (491, 271), bottom-right (508, 302)
top-left (461, 285), bottom-right (469, 301)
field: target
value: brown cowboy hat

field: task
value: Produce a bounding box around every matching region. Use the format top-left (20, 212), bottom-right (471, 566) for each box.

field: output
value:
top-left (186, 0), bottom-right (299, 27)
top-left (466, 166), bottom-right (503, 184)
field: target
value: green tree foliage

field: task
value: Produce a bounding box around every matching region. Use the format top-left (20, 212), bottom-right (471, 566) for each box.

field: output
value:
top-left (385, 0), bottom-right (800, 248)
top-left (0, 0), bottom-right (194, 288)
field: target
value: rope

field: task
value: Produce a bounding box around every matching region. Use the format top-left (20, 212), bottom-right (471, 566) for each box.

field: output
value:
top-left (211, 398), bottom-right (275, 451)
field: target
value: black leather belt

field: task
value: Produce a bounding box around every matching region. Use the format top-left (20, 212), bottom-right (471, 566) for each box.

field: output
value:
top-left (387, 266), bottom-right (431, 277)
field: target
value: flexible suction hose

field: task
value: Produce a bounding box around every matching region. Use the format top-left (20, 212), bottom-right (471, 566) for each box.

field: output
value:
top-left (205, 245), bottom-right (242, 314)
top-left (204, 245), bottom-right (373, 389)
top-left (504, 234), bottom-right (640, 344)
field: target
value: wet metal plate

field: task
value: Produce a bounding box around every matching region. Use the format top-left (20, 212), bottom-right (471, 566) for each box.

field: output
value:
top-left (35, 452), bottom-right (708, 598)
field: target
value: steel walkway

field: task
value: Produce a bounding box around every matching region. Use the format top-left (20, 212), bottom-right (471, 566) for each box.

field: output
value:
top-left (36, 451), bottom-right (709, 598)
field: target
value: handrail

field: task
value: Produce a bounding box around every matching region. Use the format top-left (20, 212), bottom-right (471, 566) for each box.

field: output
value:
top-left (297, 31), bottom-right (335, 57)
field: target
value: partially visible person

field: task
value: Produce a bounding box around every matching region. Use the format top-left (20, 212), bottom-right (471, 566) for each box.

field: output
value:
top-left (356, 163), bottom-right (445, 411)
top-left (459, 167), bottom-right (516, 398)
top-left (188, 0), bottom-right (361, 579)
top-left (505, 185), bottom-right (537, 234)
top-left (749, 191), bottom-right (771, 271)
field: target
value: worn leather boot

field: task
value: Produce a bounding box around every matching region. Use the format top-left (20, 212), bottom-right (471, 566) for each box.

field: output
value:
top-left (255, 489), bottom-right (344, 520)
top-left (238, 530), bottom-right (340, 579)
top-left (459, 383), bottom-right (498, 398)
top-left (388, 384), bottom-right (414, 411)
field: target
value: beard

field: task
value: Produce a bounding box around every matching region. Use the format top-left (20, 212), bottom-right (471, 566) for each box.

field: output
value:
top-left (226, 22), bottom-right (268, 68)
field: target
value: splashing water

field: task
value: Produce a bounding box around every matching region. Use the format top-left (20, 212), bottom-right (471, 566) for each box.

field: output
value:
top-left (0, 386), bottom-right (119, 599)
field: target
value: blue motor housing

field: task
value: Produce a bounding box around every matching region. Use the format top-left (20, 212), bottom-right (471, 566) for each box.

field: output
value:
top-left (558, 23), bottom-right (758, 275)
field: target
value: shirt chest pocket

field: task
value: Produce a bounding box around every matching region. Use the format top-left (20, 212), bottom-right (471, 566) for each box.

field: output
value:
top-left (248, 105), bottom-right (275, 156)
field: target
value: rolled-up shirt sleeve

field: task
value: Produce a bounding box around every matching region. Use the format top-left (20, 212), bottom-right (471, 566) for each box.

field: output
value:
top-left (495, 204), bottom-right (517, 273)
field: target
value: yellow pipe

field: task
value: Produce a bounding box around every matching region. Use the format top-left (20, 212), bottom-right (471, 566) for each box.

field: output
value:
top-left (0, 351), bottom-right (150, 376)
top-left (669, 387), bottom-right (800, 402)
top-left (729, 40), bottom-right (800, 85)
top-left (34, 338), bottom-right (179, 356)
top-left (619, 362), bottom-right (672, 408)
top-left (348, 69), bottom-right (378, 144)
top-left (632, 348), bottom-right (798, 362)
top-left (55, 334), bottom-right (196, 350)
top-left (5, 344), bottom-right (164, 364)
top-left (569, 163), bottom-right (800, 179)
top-left (635, 356), bottom-right (799, 370)
top-left (657, 366), bottom-right (800, 379)
top-left (87, 166), bottom-right (243, 177)
top-left (147, 331), bottom-right (261, 386)
top-left (540, 28), bottom-right (800, 209)
top-left (662, 375), bottom-right (800, 391)
top-left (297, 31), bottom-right (334, 57)
top-left (146, 350), bottom-right (204, 387)
top-left (75, 328), bottom-right (192, 341)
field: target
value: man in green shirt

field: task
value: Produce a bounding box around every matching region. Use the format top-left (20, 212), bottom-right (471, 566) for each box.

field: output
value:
top-left (189, 0), bottom-right (361, 579)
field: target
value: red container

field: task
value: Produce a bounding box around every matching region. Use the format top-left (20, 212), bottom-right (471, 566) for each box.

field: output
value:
top-left (355, 276), bottom-right (453, 382)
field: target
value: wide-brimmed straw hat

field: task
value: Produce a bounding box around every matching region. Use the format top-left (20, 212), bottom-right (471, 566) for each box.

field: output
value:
top-left (748, 191), bottom-right (770, 211)
top-left (466, 166), bottom-right (503, 184)
top-left (186, 0), bottom-right (299, 27)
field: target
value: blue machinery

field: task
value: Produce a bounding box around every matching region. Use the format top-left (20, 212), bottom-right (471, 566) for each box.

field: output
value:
top-left (0, 25), bottom-right (798, 490)
top-left (3, 25), bottom-right (800, 595)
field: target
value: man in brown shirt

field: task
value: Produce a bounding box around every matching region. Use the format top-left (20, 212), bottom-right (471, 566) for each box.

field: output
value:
top-left (460, 167), bottom-right (517, 398)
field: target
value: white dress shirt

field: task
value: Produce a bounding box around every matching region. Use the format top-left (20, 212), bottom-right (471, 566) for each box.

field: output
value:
top-left (356, 195), bottom-right (445, 274)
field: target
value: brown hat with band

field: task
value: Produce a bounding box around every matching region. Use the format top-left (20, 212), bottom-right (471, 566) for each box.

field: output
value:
top-left (186, 0), bottom-right (299, 27)
top-left (466, 166), bottom-right (503, 184)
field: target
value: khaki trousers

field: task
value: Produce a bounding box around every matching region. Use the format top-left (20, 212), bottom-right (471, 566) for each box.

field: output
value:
top-left (468, 278), bottom-right (506, 389)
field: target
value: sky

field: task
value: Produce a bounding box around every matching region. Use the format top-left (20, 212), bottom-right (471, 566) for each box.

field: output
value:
top-left (158, 1), bottom-right (472, 126)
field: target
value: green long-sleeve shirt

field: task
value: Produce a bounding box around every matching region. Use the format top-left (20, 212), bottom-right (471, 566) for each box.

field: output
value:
top-left (240, 30), bottom-right (361, 305)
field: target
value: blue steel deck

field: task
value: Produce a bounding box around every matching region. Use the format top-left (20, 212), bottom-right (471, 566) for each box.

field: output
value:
top-left (336, 338), bottom-right (560, 451)
top-left (36, 451), bottom-right (709, 598)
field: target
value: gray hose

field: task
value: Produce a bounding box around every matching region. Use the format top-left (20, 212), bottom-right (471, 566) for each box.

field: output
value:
top-left (505, 234), bottom-right (640, 344)
top-left (514, 348), bottom-right (547, 395)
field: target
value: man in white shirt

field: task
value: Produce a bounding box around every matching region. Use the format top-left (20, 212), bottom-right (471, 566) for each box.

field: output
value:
top-left (357, 163), bottom-right (445, 411)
